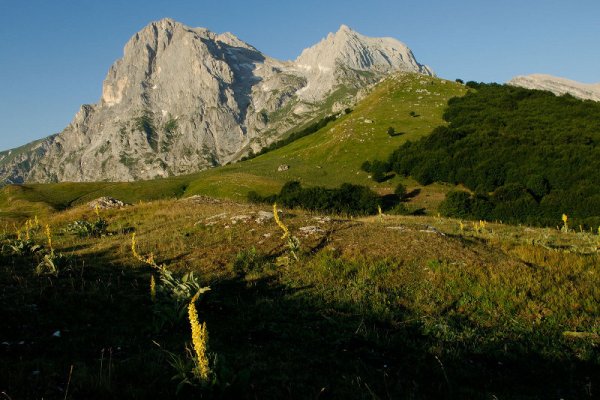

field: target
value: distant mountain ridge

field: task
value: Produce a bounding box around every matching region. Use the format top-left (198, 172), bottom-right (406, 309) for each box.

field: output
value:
top-left (508, 74), bottom-right (600, 101)
top-left (0, 19), bottom-right (432, 183)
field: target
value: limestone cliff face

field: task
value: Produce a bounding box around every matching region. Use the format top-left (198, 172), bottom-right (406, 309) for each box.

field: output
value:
top-left (1, 20), bottom-right (432, 183)
top-left (508, 74), bottom-right (600, 102)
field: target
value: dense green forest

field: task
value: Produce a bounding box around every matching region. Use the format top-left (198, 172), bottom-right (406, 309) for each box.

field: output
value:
top-left (384, 83), bottom-right (600, 226)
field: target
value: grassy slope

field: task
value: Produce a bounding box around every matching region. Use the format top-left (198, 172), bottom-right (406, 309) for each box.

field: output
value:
top-left (184, 74), bottom-right (465, 200)
top-left (0, 73), bottom-right (466, 221)
top-left (1, 199), bottom-right (598, 398)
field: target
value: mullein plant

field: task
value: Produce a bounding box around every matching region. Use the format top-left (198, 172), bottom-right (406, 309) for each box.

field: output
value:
top-left (35, 224), bottom-right (66, 276)
top-left (4, 219), bottom-right (42, 256)
top-left (188, 291), bottom-right (211, 383)
top-left (131, 233), bottom-right (209, 326)
top-left (561, 214), bottom-right (569, 232)
top-left (273, 203), bottom-right (300, 262)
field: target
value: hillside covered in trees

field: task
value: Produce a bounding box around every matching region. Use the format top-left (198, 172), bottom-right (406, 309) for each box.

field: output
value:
top-left (385, 83), bottom-right (600, 226)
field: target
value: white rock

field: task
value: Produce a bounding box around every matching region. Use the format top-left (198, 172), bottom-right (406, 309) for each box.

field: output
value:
top-left (508, 74), bottom-right (600, 102)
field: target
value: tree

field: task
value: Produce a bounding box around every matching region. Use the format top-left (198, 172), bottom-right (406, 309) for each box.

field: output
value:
top-left (369, 160), bottom-right (389, 183)
top-left (394, 183), bottom-right (407, 200)
top-left (439, 191), bottom-right (472, 218)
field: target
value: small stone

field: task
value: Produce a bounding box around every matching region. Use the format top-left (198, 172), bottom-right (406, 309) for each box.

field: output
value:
top-left (278, 164), bottom-right (290, 172)
top-left (87, 197), bottom-right (126, 210)
top-left (256, 211), bottom-right (274, 223)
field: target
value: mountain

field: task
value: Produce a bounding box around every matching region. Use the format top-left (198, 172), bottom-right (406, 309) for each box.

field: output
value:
top-left (0, 19), bottom-right (432, 183)
top-left (508, 74), bottom-right (600, 101)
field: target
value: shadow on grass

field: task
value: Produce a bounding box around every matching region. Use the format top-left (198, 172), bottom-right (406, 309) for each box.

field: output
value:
top-left (200, 274), bottom-right (598, 399)
top-left (1, 248), bottom-right (598, 399)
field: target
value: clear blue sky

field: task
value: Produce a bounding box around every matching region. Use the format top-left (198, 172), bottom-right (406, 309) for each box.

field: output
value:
top-left (0, 0), bottom-right (598, 151)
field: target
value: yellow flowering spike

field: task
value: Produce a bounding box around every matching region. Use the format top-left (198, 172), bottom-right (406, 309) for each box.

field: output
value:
top-left (561, 214), bottom-right (569, 232)
top-left (150, 275), bottom-right (156, 302)
top-left (131, 233), bottom-right (139, 260)
top-left (378, 205), bottom-right (383, 222)
top-left (459, 221), bottom-right (464, 232)
top-left (45, 224), bottom-right (53, 252)
top-left (34, 215), bottom-right (40, 228)
top-left (273, 203), bottom-right (289, 239)
top-left (24, 220), bottom-right (31, 241)
top-left (16, 229), bottom-right (22, 241)
top-left (94, 204), bottom-right (100, 218)
top-left (188, 294), bottom-right (210, 382)
top-left (131, 233), bottom-right (156, 265)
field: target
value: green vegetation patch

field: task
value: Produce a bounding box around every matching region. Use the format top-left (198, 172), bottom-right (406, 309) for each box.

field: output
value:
top-left (385, 83), bottom-right (600, 226)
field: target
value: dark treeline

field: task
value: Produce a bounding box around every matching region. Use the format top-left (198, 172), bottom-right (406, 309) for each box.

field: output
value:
top-left (379, 83), bottom-right (600, 226)
top-left (248, 181), bottom-right (379, 216)
top-left (241, 112), bottom-right (345, 161)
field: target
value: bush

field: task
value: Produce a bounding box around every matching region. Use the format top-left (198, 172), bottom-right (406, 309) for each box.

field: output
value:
top-left (66, 219), bottom-right (108, 238)
top-left (369, 160), bottom-right (390, 183)
top-left (255, 181), bottom-right (380, 216)
top-left (394, 183), bottom-right (407, 200)
top-left (439, 191), bottom-right (472, 218)
top-left (361, 160), bottom-right (372, 173)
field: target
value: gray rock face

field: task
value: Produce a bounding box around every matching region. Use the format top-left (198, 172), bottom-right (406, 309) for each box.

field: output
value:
top-left (1, 20), bottom-right (432, 183)
top-left (508, 74), bottom-right (600, 102)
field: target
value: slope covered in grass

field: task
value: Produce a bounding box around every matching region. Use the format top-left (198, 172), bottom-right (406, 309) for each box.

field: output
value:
top-left (184, 73), bottom-right (466, 199)
top-left (0, 73), bottom-right (466, 220)
top-left (2, 198), bottom-right (598, 398)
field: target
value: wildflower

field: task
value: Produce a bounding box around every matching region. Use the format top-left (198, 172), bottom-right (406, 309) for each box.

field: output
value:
top-left (561, 214), bottom-right (569, 232)
top-left (378, 205), bottom-right (383, 222)
top-left (273, 203), bottom-right (289, 239)
top-left (131, 233), bottom-right (140, 260)
top-left (24, 219), bottom-right (31, 241)
top-left (94, 204), bottom-right (100, 218)
top-left (150, 275), bottom-right (156, 302)
top-left (459, 221), bottom-right (464, 232)
top-left (188, 292), bottom-right (210, 382)
top-left (45, 224), bottom-right (53, 252)
top-left (131, 233), bottom-right (155, 265)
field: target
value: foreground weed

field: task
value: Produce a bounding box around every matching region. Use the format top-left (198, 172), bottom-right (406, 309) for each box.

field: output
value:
top-left (273, 203), bottom-right (300, 262)
top-left (66, 206), bottom-right (109, 237)
top-left (562, 213), bottom-right (569, 232)
top-left (131, 233), bottom-right (209, 326)
top-left (35, 224), bottom-right (68, 276)
top-left (188, 291), bottom-right (211, 383)
top-left (150, 274), bottom-right (156, 302)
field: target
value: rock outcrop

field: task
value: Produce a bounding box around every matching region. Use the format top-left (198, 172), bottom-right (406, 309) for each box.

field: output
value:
top-left (0, 20), bottom-right (432, 183)
top-left (508, 74), bottom-right (600, 102)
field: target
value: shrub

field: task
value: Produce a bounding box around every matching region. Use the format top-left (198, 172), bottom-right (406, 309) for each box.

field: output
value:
top-left (394, 183), bottom-right (407, 200)
top-left (361, 160), bottom-right (372, 173)
top-left (258, 181), bottom-right (380, 216)
top-left (439, 191), bottom-right (472, 218)
top-left (369, 160), bottom-right (390, 183)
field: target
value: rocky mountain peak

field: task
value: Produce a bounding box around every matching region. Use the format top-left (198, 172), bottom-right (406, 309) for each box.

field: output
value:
top-left (294, 25), bottom-right (432, 100)
top-left (0, 19), bottom-right (434, 183)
